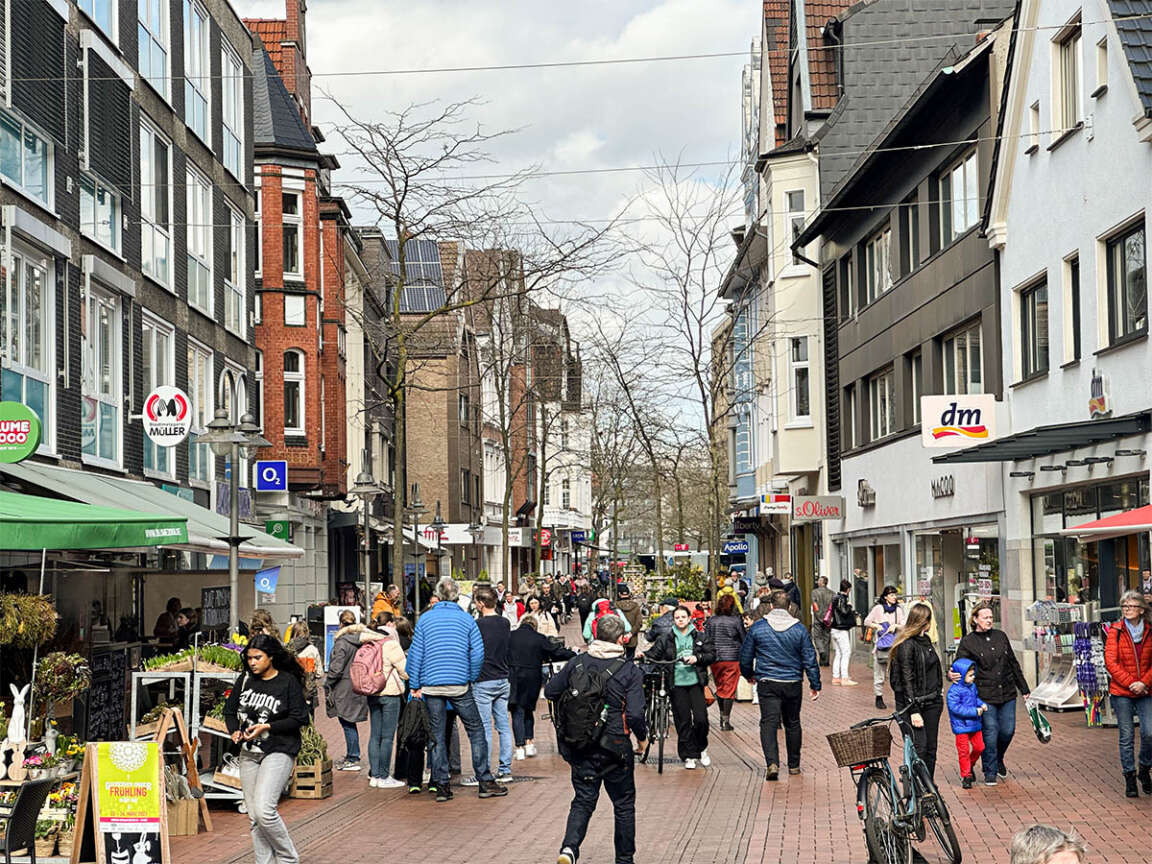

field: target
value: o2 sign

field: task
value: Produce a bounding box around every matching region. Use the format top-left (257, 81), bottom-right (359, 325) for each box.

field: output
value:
top-left (0, 402), bottom-right (41, 463)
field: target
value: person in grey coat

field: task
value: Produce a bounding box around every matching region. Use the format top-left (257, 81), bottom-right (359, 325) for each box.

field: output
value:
top-left (811, 577), bottom-right (836, 667)
top-left (325, 610), bottom-right (383, 771)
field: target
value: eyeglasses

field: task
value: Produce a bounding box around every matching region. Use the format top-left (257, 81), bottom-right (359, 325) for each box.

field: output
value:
top-left (1121, 604), bottom-right (1144, 609)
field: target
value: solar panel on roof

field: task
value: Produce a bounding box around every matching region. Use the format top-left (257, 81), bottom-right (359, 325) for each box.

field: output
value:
top-left (385, 238), bottom-right (444, 287)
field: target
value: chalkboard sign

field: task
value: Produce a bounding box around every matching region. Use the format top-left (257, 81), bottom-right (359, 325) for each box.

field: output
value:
top-left (201, 586), bottom-right (230, 633)
top-left (85, 647), bottom-right (128, 742)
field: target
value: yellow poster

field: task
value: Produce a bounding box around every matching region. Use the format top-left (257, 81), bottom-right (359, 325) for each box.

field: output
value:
top-left (96, 741), bottom-right (162, 831)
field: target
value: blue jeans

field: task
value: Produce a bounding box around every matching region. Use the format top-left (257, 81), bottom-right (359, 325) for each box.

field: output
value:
top-left (1111, 694), bottom-right (1152, 774)
top-left (367, 695), bottom-right (402, 779)
top-left (338, 717), bottom-right (360, 761)
top-left (473, 679), bottom-right (513, 774)
top-left (424, 687), bottom-right (492, 786)
top-left (980, 699), bottom-right (1016, 780)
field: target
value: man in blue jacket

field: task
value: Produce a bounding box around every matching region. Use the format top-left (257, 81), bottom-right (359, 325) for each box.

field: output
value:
top-left (408, 577), bottom-right (509, 802)
top-left (739, 590), bottom-right (821, 781)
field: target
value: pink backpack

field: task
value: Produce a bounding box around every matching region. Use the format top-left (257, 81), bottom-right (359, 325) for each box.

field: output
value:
top-left (350, 641), bottom-right (388, 695)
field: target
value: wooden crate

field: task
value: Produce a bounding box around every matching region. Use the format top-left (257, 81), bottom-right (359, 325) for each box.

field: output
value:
top-left (201, 716), bottom-right (229, 733)
top-left (167, 799), bottom-right (199, 836)
top-left (288, 759), bottom-right (332, 799)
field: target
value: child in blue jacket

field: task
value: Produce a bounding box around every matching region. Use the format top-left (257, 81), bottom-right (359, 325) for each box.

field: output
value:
top-left (946, 657), bottom-right (988, 788)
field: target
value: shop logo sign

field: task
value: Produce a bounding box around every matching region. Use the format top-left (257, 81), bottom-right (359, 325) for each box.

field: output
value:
top-left (792, 495), bottom-right (845, 521)
top-left (930, 475), bottom-right (955, 498)
top-left (921, 394), bottom-right (997, 449)
top-left (0, 402), bottom-right (41, 463)
top-left (142, 386), bottom-right (192, 447)
top-left (1089, 369), bottom-right (1111, 419)
top-left (760, 493), bottom-right (791, 514)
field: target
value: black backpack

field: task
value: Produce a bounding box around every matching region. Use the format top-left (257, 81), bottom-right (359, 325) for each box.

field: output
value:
top-left (398, 697), bottom-right (433, 749)
top-left (554, 656), bottom-right (625, 751)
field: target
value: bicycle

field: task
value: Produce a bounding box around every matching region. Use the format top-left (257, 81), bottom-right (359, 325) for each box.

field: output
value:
top-left (637, 659), bottom-right (677, 774)
top-left (827, 704), bottom-right (962, 864)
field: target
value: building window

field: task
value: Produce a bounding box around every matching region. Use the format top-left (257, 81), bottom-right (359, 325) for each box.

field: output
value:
top-left (787, 190), bottom-right (805, 264)
top-left (186, 166), bottom-right (212, 311)
top-left (140, 123), bottom-right (171, 287)
top-left (900, 192), bottom-right (919, 273)
top-left (461, 468), bottom-right (471, 505)
top-left (459, 392), bottom-right (470, 427)
top-left (142, 316), bottom-right (174, 475)
top-left (319, 376), bottom-right (325, 451)
top-left (219, 367), bottom-right (249, 485)
top-left (80, 175), bottom-right (121, 253)
top-left (1055, 16), bottom-right (1082, 131)
top-left (562, 478), bottom-right (571, 509)
top-left (188, 341), bottom-right (212, 482)
top-left (869, 370), bottom-right (895, 441)
top-left (1066, 255), bottom-right (1081, 361)
top-left (543, 481), bottom-right (550, 506)
top-left (184, 0), bottom-right (209, 141)
top-left (282, 192), bottom-right (302, 277)
top-left (283, 350), bottom-right (304, 434)
top-left (1095, 37), bottom-right (1108, 93)
top-left (82, 288), bottom-right (120, 465)
top-left (561, 417), bottom-right (569, 449)
top-left (253, 350), bottom-right (264, 431)
top-left (844, 385), bottom-right (857, 450)
top-left (1107, 223), bottom-right (1147, 343)
top-left (790, 336), bottom-right (810, 418)
top-left (0, 113), bottom-right (51, 206)
top-left (911, 351), bottom-right (923, 424)
top-left (1, 249), bottom-right (52, 449)
top-left (1021, 281), bottom-right (1049, 378)
top-left (839, 254), bottom-right (856, 320)
top-left (865, 226), bottom-right (891, 303)
top-left (943, 324), bottom-right (983, 394)
top-left (939, 149), bottom-right (978, 244)
top-left (254, 186), bottom-right (262, 275)
top-left (1028, 101), bottom-right (1041, 152)
top-left (137, 0), bottom-right (169, 98)
top-left (78, 0), bottom-right (115, 40)
top-left (225, 205), bottom-right (245, 334)
top-left (284, 294), bottom-right (305, 326)
top-left (221, 43), bottom-right (243, 178)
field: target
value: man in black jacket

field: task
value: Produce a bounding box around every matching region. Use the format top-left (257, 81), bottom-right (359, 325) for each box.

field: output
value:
top-left (545, 614), bottom-right (647, 864)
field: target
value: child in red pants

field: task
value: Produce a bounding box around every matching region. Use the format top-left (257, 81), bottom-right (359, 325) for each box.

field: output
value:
top-left (947, 658), bottom-right (987, 788)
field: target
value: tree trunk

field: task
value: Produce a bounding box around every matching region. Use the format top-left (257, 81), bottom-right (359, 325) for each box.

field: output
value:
top-left (390, 336), bottom-right (409, 613)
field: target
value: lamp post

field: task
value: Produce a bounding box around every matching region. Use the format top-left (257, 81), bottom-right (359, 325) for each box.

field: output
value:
top-left (196, 408), bottom-right (271, 631)
top-left (431, 500), bottom-right (446, 580)
top-left (350, 452), bottom-right (382, 621)
top-left (467, 521), bottom-right (483, 580)
top-left (408, 483), bottom-right (427, 619)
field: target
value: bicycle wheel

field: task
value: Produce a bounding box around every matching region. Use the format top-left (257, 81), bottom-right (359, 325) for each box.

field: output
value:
top-left (656, 697), bottom-right (669, 774)
top-left (912, 762), bottom-right (962, 864)
top-left (858, 766), bottom-right (911, 864)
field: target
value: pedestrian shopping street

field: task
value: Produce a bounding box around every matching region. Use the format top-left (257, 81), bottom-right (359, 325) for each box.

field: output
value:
top-left (174, 645), bottom-right (1142, 864)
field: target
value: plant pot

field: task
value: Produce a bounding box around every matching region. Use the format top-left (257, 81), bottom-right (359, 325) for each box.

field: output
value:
top-left (27, 768), bottom-right (44, 780)
top-left (58, 829), bottom-right (74, 857)
top-left (34, 836), bottom-right (56, 858)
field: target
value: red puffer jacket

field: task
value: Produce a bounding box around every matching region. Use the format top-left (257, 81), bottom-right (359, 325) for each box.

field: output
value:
top-left (1104, 622), bottom-right (1152, 697)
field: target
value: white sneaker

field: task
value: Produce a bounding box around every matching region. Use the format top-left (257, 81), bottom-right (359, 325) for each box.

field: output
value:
top-left (684, 758), bottom-right (697, 770)
top-left (368, 777), bottom-right (381, 788)
top-left (524, 743), bottom-right (537, 757)
top-left (377, 777), bottom-right (405, 789)
top-left (422, 768), bottom-right (432, 784)
top-left (514, 747), bottom-right (526, 761)
top-left (461, 775), bottom-right (480, 787)
top-left (699, 750), bottom-right (711, 767)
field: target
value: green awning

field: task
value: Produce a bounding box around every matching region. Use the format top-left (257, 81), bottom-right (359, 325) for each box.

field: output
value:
top-left (0, 490), bottom-right (189, 550)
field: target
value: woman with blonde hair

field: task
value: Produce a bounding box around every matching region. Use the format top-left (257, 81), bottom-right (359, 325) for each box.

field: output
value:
top-left (888, 602), bottom-right (944, 779)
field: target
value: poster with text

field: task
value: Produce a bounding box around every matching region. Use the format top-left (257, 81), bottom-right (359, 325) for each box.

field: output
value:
top-left (96, 742), bottom-right (162, 833)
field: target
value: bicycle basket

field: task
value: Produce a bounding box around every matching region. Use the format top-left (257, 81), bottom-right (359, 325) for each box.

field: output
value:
top-left (826, 725), bottom-right (892, 767)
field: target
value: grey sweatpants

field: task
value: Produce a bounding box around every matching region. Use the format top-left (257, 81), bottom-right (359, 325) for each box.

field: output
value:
top-left (239, 752), bottom-right (299, 864)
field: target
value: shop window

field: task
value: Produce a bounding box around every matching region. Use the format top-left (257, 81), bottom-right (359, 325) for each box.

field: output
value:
top-left (1020, 280), bottom-right (1049, 378)
top-left (186, 165), bottom-right (212, 312)
top-left (184, 0), bottom-right (209, 142)
top-left (943, 324), bottom-right (983, 394)
top-left (82, 287), bottom-right (120, 466)
top-left (0, 248), bottom-right (52, 450)
top-left (142, 315), bottom-right (174, 475)
top-left (188, 340), bottom-right (212, 483)
top-left (283, 350), bottom-right (304, 434)
top-left (938, 149), bottom-right (978, 245)
top-left (1106, 221), bottom-right (1147, 344)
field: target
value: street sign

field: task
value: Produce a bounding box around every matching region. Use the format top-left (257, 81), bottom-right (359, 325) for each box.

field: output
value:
top-left (0, 402), bottom-right (41, 463)
top-left (571, 530), bottom-right (586, 543)
top-left (142, 385), bottom-right (192, 446)
top-left (722, 540), bottom-right (749, 554)
top-left (265, 520), bottom-right (292, 541)
top-left (255, 460), bottom-right (288, 491)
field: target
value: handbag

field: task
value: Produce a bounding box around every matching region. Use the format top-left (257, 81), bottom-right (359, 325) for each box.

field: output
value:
top-left (876, 622), bottom-right (896, 651)
top-left (822, 603), bottom-right (835, 627)
top-left (703, 685), bottom-right (716, 706)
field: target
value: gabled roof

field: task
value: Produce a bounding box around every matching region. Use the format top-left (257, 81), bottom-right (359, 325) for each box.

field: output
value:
top-left (250, 42), bottom-right (317, 156)
top-left (806, 0), bottom-right (853, 109)
top-left (1107, 0), bottom-right (1152, 116)
top-left (764, 0), bottom-right (791, 146)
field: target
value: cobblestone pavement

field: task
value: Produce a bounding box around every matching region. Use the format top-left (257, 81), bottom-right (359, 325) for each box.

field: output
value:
top-left (176, 650), bottom-right (1147, 864)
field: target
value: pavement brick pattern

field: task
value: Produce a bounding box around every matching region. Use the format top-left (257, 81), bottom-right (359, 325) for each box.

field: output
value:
top-left (177, 650), bottom-right (1147, 864)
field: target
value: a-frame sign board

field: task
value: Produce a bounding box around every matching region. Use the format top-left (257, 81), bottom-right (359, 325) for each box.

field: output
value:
top-left (71, 742), bottom-right (171, 864)
top-left (151, 708), bottom-right (212, 834)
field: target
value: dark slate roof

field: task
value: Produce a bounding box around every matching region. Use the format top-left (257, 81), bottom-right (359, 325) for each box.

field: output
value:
top-left (250, 43), bottom-right (317, 154)
top-left (1107, 0), bottom-right (1152, 116)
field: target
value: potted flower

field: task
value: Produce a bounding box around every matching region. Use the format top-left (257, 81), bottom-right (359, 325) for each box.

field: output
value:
top-left (57, 813), bottom-right (76, 857)
top-left (23, 753), bottom-right (49, 780)
top-left (202, 693), bottom-right (230, 733)
top-left (33, 652), bottom-right (91, 724)
top-left (33, 819), bottom-right (57, 858)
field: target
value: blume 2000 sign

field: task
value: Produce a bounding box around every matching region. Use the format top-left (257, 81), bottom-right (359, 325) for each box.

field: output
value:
top-left (0, 402), bottom-right (41, 463)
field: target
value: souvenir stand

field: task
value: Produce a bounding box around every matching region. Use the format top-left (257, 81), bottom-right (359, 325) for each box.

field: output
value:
top-left (1024, 600), bottom-right (1087, 711)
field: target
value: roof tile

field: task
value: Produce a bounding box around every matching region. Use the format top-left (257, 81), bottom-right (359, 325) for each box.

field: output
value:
top-left (805, 0), bottom-right (855, 109)
top-left (764, 0), bottom-right (791, 146)
top-left (1107, 0), bottom-right (1152, 116)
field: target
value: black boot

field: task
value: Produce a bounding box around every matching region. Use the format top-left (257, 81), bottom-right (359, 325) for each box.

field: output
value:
top-left (1125, 772), bottom-right (1139, 798)
top-left (1140, 765), bottom-right (1152, 795)
top-left (875, 695), bottom-right (886, 710)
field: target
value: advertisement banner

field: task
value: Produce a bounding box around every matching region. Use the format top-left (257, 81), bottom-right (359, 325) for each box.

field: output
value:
top-left (760, 493), bottom-right (791, 515)
top-left (96, 741), bottom-right (162, 830)
top-left (141, 386), bottom-right (192, 447)
top-left (0, 401), bottom-right (41, 463)
top-left (920, 394), bottom-right (997, 449)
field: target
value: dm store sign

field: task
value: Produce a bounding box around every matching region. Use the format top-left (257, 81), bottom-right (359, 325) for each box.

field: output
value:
top-left (0, 402), bottom-right (41, 463)
top-left (920, 394), bottom-right (997, 450)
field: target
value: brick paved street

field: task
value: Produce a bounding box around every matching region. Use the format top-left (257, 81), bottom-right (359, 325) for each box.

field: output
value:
top-left (175, 649), bottom-right (1147, 864)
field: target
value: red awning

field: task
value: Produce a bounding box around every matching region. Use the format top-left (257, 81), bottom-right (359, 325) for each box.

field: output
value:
top-left (1063, 505), bottom-right (1152, 539)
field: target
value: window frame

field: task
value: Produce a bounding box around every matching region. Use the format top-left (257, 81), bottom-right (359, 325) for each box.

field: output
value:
top-left (183, 0), bottom-right (210, 142)
top-left (868, 369), bottom-right (895, 442)
top-left (187, 339), bottom-right (213, 484)
top-left (1105, 221), bottom-right (1147, 345)
top-left (938, 148), bottom-right (978, 245)
top-left (1053, 15), bottom-right (1083, 133)
top-left (910, 351), bottom-right (924, 425)
top-left (283, 349), bottom-right (305, 435)
top-left (789, 336), bottom-right (811, 420)
top-left (843, 385), bottom-right (857, 451)
top-left (561, 477), bottom-right (571, 510)
top-left (942, 323), bottom-right (984, 395)
top-left (221, 42), bottom-right (244, 180)
top-left (1065, 254), bottom-right (1081, 362)
top-left (253, 349), bottom-right (264, 431)
top-left (224, 204), bottom-right (245, 336)
top-left (141, 313), bottom-right (175, 477)
top-left (186, 164), bottom-right (212, 313)
top-left (80, 173), bottom-right (121, 255)
top-left (864, 225), bottom-right (891, 304)
top-left (1094, 36), bottom-right (1108, 96)
top-left (900, 192), bottom-right (920, 274)
top-left (1, 244), bottom-right (54, 454)
top-left (787, 190), bottom-right (806, 265)
top-left (1027, 101), bottom-right (1041, 153)
top-left (284, 293), bottom-right (305, 327)
top-left (81, 285), bottom-right (122, 468)
top-left (78, 0), bottom-right (116, 44)
top-left (0, 111), bottom-right (53, 209)
top-left (140, 120), bottom-right (172, 288)
top-left (839, 254), bottom-right (856, 320)
top-left (137, 0), bottom-right (170, 100)
top-left (1020, 279), bottom-right (1050, 379)
top-left (282, 190), bottom-right (303, 278)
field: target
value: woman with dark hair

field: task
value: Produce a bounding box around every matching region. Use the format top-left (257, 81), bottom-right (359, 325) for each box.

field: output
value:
top-left (173, 607), bottom-right (200, 651)
top-left (521, 595), bottom-right (559, 637)
top-left (863, 586), bottom-right (905, 709)
top-left (888, 603), bottom-right (943, 779)
top-left (224, 634), bottom-right (309, 864)
top-left (829, 580), bottom-right (858, 685)
top-left (153, 597), bottom-right (181, 646)
top-left (705, 593), bottom-right (745, 731)
top-left (508, 615), bottom-right (574, 759)
top-left (648, 605), bottom-right (716, 769)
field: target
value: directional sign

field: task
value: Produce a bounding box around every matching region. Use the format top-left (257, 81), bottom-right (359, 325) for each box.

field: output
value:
top-left (255, 460), bottom-right (287, 491)
top-left (723, 540), bottom-right (750, 555)
top-left (571, 530), bottom-right (587, 544)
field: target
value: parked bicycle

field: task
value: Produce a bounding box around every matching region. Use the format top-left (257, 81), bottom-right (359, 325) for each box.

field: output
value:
top-left (638, 658), bottom-right (677, 774)
top-left (827, 704), bottom-right (962, 864)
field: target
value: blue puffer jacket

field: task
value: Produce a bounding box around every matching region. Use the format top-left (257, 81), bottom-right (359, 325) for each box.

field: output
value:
top-left (407, 600), bottom-right (485, 690)
top-left (946, 658), bottom-right (986, 735)
top-left (739, 610), bottom-right (821, 690)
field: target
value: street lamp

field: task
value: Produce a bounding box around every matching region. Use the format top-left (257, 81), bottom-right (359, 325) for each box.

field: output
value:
top-left (350, 452), bottom-right (382, 622)
top-left (430, 500), bottom-right (446, 580)
top-left (408, 483), bottom-right (427, 619)
top-left (467, 521), bottom-right (483, 579)
top-left (196, 408), bottom-right (271, 631)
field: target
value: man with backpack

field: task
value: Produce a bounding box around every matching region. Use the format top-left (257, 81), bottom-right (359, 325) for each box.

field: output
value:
top-left (545, 614), bottom-right (646, 864)
top-left (614, 585), bottom-right (645, 659)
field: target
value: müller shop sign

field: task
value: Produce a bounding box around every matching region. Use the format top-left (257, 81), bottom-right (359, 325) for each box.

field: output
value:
top-left (792, 495), bottom-right (845, 522)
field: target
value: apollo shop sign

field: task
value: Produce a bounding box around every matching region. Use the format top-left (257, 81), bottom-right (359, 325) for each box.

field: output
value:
top-left (791, 495), bottom-right (845, 522)
top-left (920, 394), bottom-right (997, 449)
top-left (142, 386), bottom-right (193, 446)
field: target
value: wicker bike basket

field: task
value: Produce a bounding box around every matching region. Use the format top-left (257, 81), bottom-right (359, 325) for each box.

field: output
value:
top-left (826, 725), bottom-right (893, 767)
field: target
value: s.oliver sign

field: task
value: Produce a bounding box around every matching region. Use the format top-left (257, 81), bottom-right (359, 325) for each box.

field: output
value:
top-left (792, 495), bottom-right (845, 522)
top-left (0, 402), bottom-right (41, 463)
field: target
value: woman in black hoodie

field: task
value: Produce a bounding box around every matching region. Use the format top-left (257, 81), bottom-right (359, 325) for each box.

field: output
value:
top-left (224, 634), bottom-right (309, 864)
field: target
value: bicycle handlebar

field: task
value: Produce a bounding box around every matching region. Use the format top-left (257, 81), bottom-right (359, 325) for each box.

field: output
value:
top-left (850, 702), bottom-right (915, 730)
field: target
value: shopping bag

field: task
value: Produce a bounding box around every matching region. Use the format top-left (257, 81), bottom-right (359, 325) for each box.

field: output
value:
top-left (1027, 698), bottom-right (1052, 744)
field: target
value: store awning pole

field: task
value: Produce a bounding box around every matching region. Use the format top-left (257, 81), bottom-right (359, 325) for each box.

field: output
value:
top-left (28, 547), bottom-right (46, 740)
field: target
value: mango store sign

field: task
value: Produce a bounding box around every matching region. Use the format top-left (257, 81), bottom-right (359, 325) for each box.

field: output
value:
top-left (921, 394), bottom-right (997, 449)
top-left (0, 402), bottom-right (41, 463)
